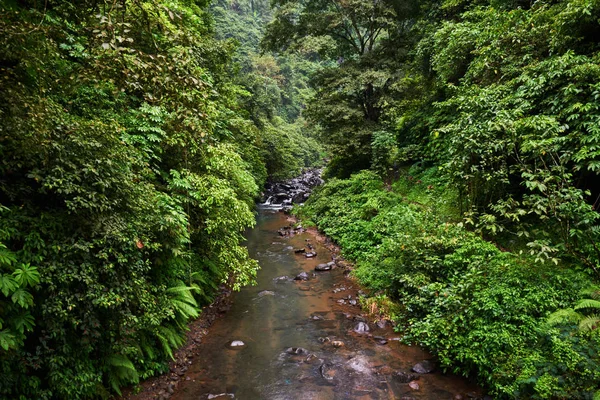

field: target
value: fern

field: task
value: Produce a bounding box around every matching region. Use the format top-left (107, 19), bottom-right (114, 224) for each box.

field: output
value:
top-left (578, 315), bottom-right (600, 331)
top-left (580, 285), bottom-right (600, 299)
top-left (575, 299), bottom-right (600, 311)
top-left (155, 325), bottom-right (184, 359)
top-left (105, 354), bottom-right (139, 395)
top-left (167, 280), bottom-right (200, 320)
top-left (547, 308), bottom-right (582, 326)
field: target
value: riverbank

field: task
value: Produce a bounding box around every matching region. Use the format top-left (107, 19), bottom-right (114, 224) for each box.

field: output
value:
top-left (296, 169), bottom-right (600, 399)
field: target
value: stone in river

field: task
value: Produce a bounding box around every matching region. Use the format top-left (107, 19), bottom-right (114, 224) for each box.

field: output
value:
top-left (319, 362), bottom-right (337, 381)
top-left (412, 360), bottom-right (436, 374)
top-left (304, 252), bottom-right (317, 258)
top-left (294, 248), bottom-right (306, 253)
top-left (258, 290), bottom-right (275, 297)
top-left (207, 394), bottom-right (234, 399)
top-left (229, 340), bottom-right (245, 348)
top-left (394, 371), bottom-right (420, 383)
top-left (354, 321), bottom-right (370, 334)
top-left (408, 381), bottom-right (420, 390)
top-left (315, 263), bottom-right (332, 271)
top-left (376, 319), bottom-right (388, 329)
top-left (331, 340), bottom-right (344, 348)
top-left (294, 272), bottom-right (309, 281)
top-left (286, 347), bottom-right (309, 355)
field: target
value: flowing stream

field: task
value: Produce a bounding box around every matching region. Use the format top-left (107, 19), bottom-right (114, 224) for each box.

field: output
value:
top-left (171, 208), bottom-right (482, 400)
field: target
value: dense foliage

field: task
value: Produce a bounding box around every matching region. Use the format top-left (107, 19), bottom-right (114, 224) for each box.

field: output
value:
top-left (213, 0), bottom-right (324, 180)
top-left (0, 0), bottom-right (320, 397)
top-left (300, 170), bottom-right (600, 398)
top-left (272, 0), bottom-right (600, 397)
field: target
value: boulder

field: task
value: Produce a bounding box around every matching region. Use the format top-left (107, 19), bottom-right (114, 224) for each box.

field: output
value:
top-left (315, 263), bottom-right (332, 271)
top-left (354, 321), bottom-right (370, 334)
top-left (412, 360), bottom-right (435, 374)
top-left (294, 272), bottom-right (309, 281)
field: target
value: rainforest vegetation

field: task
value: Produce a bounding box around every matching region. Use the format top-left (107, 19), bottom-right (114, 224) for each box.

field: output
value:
top-left (1, 0), bottom-right (600, 398)
top-left (0, 0), bottom-right (320, 397)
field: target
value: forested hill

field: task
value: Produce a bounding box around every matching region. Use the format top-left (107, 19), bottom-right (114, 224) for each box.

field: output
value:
top-left (262, 0), bottom-right (600, 398)
top-left (0, 0), bottom-right (320, 397)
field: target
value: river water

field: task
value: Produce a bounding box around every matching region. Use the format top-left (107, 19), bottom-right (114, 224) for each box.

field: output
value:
top-left (171, 208), bottom-right (482, 400)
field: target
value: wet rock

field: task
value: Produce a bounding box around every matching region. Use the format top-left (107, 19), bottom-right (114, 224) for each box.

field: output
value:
top-left (294, 272), bottom-right (309, 281)
top-left (319, 362), bottom-right (337, 381)
top-left (229, 340), bottom-right (245, 348)
top-left (318, 336), bottom-right (330, 343)
top-left (310, 314), bottom-right (324, 320)
top-left (337, 299), bottom-right (347, 305)
top-left (347, 356), bottom-right (371, 374)
top-left (412, 360), bottom-right (435, 374)
top-left (207, 394), bottom-right (235, 399)
top-left (354, 321), bottom-right (370, 334)
top-left (305, 353), bottom-right (321, 363)
top-left (258, 290), bottom-right (275, 297)
top-left (286, 347), bottom-right (309, 355)
top-left (274, 276), bottom-right (290, 282)
top-left (304, 252), bottom-right (317, 258)
top-left (408, 381), bottom-right (420, 391)
top-left (294, 248), bottom-right (306, 253)
top-left (373, 336), bottom-right (388, 345)
top-left (315, 263), bottom-right (332, 271)
top-left (394, 372), bottom-right (420, 383)
top-left (327, 261), bottom-right (336, 267)
top-left (376, 319), bottom-right (388, 329)
top-left (331, 340), bottom-right (344, 348)
top-left (349, 299), bottom-right (358, 306)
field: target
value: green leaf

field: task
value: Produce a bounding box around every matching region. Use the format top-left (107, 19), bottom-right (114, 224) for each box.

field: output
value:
top-left (12, 264), bottom-right (40, 287)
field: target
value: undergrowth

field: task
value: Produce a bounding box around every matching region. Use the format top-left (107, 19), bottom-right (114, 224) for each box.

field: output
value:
top-left (298, 168), bottom-right (600, 399)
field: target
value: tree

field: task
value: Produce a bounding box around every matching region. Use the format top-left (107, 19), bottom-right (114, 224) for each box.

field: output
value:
top-left (263, 0), bottom-right (417, 177)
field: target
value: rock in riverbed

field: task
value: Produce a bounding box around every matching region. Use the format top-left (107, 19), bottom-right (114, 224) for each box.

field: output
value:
top-left (412, 360), bottom-right (436, 374)
top-left (354, 322), bottom-right (370, 334)
top-left (315, 263), bottom-right (332, 271)
top-left (294, 272), bottom-right (309, 281)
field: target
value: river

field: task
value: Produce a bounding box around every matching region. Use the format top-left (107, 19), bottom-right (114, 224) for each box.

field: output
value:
top-left (170, 208), bottom-right (482, 400)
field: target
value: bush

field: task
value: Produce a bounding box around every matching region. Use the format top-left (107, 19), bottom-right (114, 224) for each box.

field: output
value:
top-left (300, 169), bottom-right (600, 399)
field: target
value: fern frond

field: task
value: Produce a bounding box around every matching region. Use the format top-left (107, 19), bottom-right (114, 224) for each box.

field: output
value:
top-left (547, 308), bottom-right (582, 326)
top-left (171, 298), bottom-right (199, 319)
top-left (580, 285), bottom-right (600, 299)
top-left (105, 354), bottom-right (139, 395)
top-left (578, 315), bottom-right (600, 331)
top-left (155, 325), bottom-right (184, 359)
top-left (574, 299), bottom-right (600, 311)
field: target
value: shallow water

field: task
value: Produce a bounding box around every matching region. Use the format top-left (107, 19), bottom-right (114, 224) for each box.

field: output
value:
top-left (172, 209), bottom-right (481, 400)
